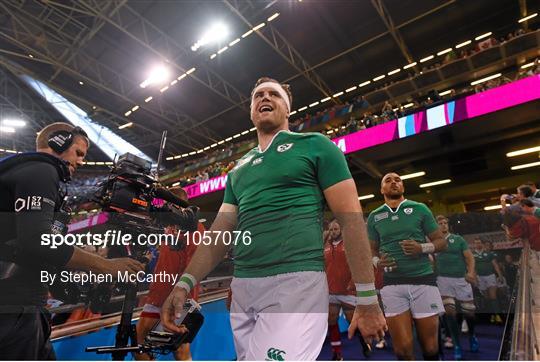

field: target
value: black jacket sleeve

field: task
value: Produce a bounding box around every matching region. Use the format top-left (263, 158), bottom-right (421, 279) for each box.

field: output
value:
top-left (11, 162), bottom-right (74, 267)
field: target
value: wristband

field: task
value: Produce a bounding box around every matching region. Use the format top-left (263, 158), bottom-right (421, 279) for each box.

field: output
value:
top-left (372, 256), bottom-right (380, 268)
top-left (421, 242), bottom-right (435, 254)
top-left (355, 283), bottom-right (378, 305)
top-left (176, 273), bottom-right (197, 293)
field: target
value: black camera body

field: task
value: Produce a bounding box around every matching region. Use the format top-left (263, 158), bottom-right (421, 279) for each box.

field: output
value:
top-left (142, 299), bottom-right (204, 354)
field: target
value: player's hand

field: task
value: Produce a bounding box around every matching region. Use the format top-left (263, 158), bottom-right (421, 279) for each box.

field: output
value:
top-left (378, 253), bottom-right (397, 272)
top-left (400, 239), bottom-right (422, 255)
top-left (161, 286), bottom-right (189, 334)
top-left (348, 303), bottom-right (387, 344)
top-left (465, 272), bottom-right (477, 285)
top-left (100, 258), bottom-right (144, 276)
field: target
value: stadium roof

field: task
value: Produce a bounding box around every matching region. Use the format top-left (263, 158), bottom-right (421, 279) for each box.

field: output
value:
top-left (0, 0), bottom-right (535, 160)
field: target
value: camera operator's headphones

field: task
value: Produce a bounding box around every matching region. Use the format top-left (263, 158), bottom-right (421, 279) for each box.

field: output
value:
top-left (48, 126), bottom-right (89, 153)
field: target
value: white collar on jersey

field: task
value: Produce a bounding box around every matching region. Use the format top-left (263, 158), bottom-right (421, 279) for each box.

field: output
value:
top-left (383, 199), bottom-right (408, 214)
top-left (257, 129), bottom-right (290, 153)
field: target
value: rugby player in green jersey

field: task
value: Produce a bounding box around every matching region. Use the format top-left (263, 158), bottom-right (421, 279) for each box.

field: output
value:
top-left (435, 215), bottom-right (478, 360)
top-left (367, 173), bottom-right (447, 360)
top-left (472, 238), bottom-right (504, 324)
top-left (161, 77), bottom-right (386, 360)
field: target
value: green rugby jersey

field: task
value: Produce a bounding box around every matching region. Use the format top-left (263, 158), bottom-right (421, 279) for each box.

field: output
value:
top-left (223, 130), bottom-right (352, 278)
top-left (436, 233), bottom-right (468, 278)
top-left (474, 251), bottom-right (496, 276)
top-left (367, 199), bottom-right (439, 280)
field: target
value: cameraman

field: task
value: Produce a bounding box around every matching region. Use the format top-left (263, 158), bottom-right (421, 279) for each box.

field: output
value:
top-left (0, 122), bottom-right (144, 360)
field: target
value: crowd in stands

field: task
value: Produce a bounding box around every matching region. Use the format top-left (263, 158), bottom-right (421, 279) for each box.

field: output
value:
top-left (168, 24), bottom-right (538, 185)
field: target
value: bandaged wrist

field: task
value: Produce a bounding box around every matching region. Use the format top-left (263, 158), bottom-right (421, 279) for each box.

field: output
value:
top-left (176, 273), bottom-right (196, 293)
top-left (372, 256), bottom-right (380, 268)
top-left (355, 283), bottom-right (378, 305)
top-left (421, 242), bottom-right (435, 254)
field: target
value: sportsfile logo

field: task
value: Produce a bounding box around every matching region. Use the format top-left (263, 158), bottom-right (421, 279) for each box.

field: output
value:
top-left (265, 348), bottom-right (286, 361)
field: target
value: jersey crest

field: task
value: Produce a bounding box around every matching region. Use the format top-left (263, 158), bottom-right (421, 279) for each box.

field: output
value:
top-left (404, 207), bottom-right (413, 215)
top-left (276, 143), bottom-right (293, 152)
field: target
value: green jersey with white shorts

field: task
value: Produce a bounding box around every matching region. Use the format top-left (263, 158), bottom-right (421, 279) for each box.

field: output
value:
top-left (367, 199), bottom-right (443, 318)
top-left (367, 199), bottom-right (439, 283)
top-left (223, 130), bottom-right (352, 278)
top-left (436, 234), bottom-right (468, 278)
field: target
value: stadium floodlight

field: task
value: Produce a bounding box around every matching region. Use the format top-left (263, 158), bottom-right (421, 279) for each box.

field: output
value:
top-left (358, 194), bottom-right (375, 200)
top-left (511, 161), bottom-right (540, 170)
top-left (470, 73), bottom-right (501, 86)
top-left (191, 23), bottom-right (229, 52)
top-left (518, 13), bottom-right (537, 23)
top-left (419, 179), bottom-right (451, 188)
top-left (475, 32), bottom-right (492, 41)
top-left (506, 145), bottom-right (540, 157)
top-left (484, 205), bottom-right (502, 211)
top-left (0, 126), bottom-right (16, 133)
top-left (400, 171), bottom-right (426, 180)
top-left (139, 65), bottom-right (170, 88)
top-left (2, 119), bottom-right (26, 127)
top-left (437, 48), bottom-right (453, 56)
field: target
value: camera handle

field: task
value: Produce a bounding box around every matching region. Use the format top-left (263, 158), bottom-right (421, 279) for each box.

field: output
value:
top-left (85, 282), bottom-right (139, 360)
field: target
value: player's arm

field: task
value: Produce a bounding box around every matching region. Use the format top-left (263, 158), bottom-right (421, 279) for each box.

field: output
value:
top-left (427, 228), bottom-right (447, 252)
top-left (492, 257), bottom-right (504, 280)
top-left (462, 249), bottom-right (477, 284)
top-left (161, 202), bottom-right (237, 332)
top-left (323, 179), bottom-right (387, 342)
top-left (181, 203), bottom-right (236, 282)
top-left (400, 228), bottom-right (447, 255)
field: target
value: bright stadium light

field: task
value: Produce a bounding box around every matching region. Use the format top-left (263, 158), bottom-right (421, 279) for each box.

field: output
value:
top-left (2, 119), bottom-right (26, 127)
top-left (0, 126), bottom-right (16, 133)
top-left (511, 161), bottom-right (540, 170)
top-left (400, 171), bottom-right (426, 180)
top-left (139, 65), bottom-right (170, 88)
top-left (358, 194), bottom-right (375, 200)
top-left (518, 13), bottom-right (537, 23)
top-left (506, 145), bottom-right (540, 157)
top-left (420, 179), bottom-right (452, 188)
top-left (191, 22), bottom-right (229, 51)
top-left (484, 205), bottom-right (502, 211)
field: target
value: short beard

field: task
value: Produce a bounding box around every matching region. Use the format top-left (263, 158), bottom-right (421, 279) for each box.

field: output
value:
top-left (387, 192), bottom-right (403, 200)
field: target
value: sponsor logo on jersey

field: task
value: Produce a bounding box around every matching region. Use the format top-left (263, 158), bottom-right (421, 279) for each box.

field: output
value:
top-left (404, 207), bottom-right (413, 215)
top-left (374, 212), bottom-right (389, 222)
top-left (266, 347), bottom-right (286, 361)
top-left (252, 157), bottom-right (263, 165)
top-left (276, 143), bottom-right (293, 153)
top-left (232, 155), bottom-right (254, 172)
top-left (391, 215), bottom-right (399, 221)
top-left (14, 196), bottom-right (43, 212)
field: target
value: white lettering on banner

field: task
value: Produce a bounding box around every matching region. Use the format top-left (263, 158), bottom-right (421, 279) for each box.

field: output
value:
top-left (199, 175), bottom-right (228, 194)
top-left (332, 138), bottom-right (347, 153)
